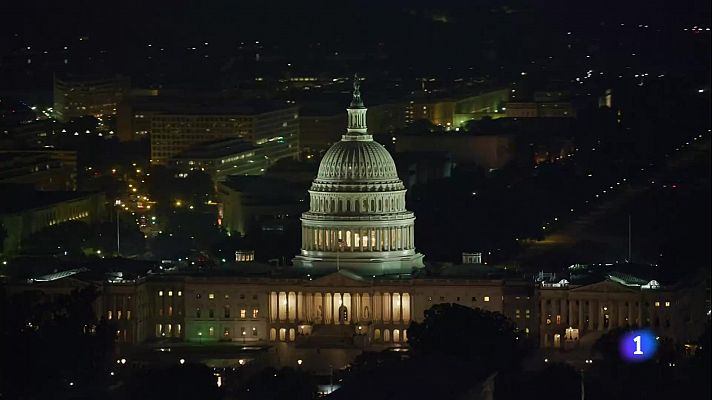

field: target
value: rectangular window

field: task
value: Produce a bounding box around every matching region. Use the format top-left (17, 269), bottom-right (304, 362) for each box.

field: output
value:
top-left (209, 327), bottom-right (215, 336)
top-left (252, 327), bottom-right (258, 336)
top-left (176, 324), bottom-right (182, 336)
top-left (439, 296), bottom-right (445, 301)
top-left (196, 308), bottom-right (201, 318)
top-left (240, 309), bottom-right (247, 319)
top-left (168, 306), bottom-right (173, 317)
top-left (117, 310), bottom-right (122, 320)
top-left (209, 293), bottom-right (215, 299)
top-left (158, 290), bottom-right (163, 297)
top-left (484, 296), bottom-right (490, 302)
top-left (177, 291), bottom-right (182, 297)
top-left (556, 315), bottom-right (561, 325)
top-left (665, 301), bottom-right (671, 307)
top-left (156, 323), bottom-right (162, 336)
top-left (168, 291), bottom-right (173, 297)
top-left (224, 306), bottom-right (231, 318)
top-left (655, 301), bottom-right (660, 307)
top-left (127, 310), bottom-right (132, 320)
top-left (252, 308), bottom-right (259, 318)
top-left (224, 327), bottom-right (230, 337)
top-left (224, 294), bottom-right (230, 299)
top-left (471, 297), bottom-right (476, 301)
top-left (107, 310), bottom-right (113, 320)
top-left (209, 309), bottom-right (215, 318)
top-left (166, 324), bottom-right (172, 335)
top-left (241, 327), bottom-right (246, 336)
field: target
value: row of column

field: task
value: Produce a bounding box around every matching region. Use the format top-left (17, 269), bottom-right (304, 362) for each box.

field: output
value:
top-left (302, 226), bottom-right (414, 252)
top-left (269, 291), bottom-right (412, 324)
top-left (541, 297), bottom-right (643, 331)
top-left (310, 195), bottom-right (404, 214)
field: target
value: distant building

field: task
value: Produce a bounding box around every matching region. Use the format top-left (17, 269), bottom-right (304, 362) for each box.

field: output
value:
top-left (217, 176), bottom-right (307, 235)
top-left (0, 150), bottom-right (77, 190)
top-left (505, 102), bottom-right (575, 118)
top-left (407, 88), bottom-right (510, 128)
top-left (53, 74), bottom-right (131, 122)
top-left (391, 133), bottom-right (516, 170)
top-left (0, 188), bottom-right (106, 254)
top-left (538, 264), bottom-right (708, 350)
top-left (148, 102), bottom-right (299, 165)
top-left (172, 137), bottom-right (295, 182)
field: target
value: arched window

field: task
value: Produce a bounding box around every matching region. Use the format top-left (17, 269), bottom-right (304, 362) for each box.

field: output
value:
top-left (279, 328), bottom-right (286, 341)
top-left (393, 329), bottom-right (400, 342)
top-left (331, 199), bottom-right (335, 212)
top-left (383, 329), bottom-right (391, 342)
top-left (289, 328), bottom-right (296, 341)
top-left (371, 199), bottom-right (375, 211)
top-left (374, 328), bottom-right (381, 340)
top-left (363, 199), bottom-right (368, 211)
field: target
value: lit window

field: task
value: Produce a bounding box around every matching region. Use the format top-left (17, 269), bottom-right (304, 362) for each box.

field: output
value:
top-left (240, 309), bottom-right (247, 318)
top-left (168, 291), bottom-right (173, 297)
top-left (117, 310), bottom-right (122, 320)
top-left (428, 296), bottom-right (432, 302)
top-left (176, 324), bottom-right (182, 336)
top-left (484, 296), bottom-right (490, 302)
top-left (127, 310), bottom-right (132, 320)
top-left (252, 308), bottom-right (259, 318)
top-left (107, 310), bottom-right (113, 320)
top-left (168, 306), bottom-right (173, 317)
top-left (224, 294), bottom-right (230, 299)
top-left (515, 309), bottom-right (521, 318)
top-left (158, 291), bottom-right (163, 297)
top-left (556, 315), bottom-right (561, 324)
top-left (209, 293), bottom-right (215, 299)
top-left (196, 308), bottom-right (201, 318)
top-left (655, 301), bottom-right (660, 307)
top-left (224, 328), bottom-right (230, 337)
top-left (665, 301), bottom-right (671, 307)
top-left (252, 327), bottom-right (258, 336)
top-left (177, 291), bottom-right (182, 297)
top-left (209, 327), bottom-right (215, 336)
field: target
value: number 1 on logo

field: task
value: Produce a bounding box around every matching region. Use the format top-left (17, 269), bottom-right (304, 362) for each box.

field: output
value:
top-left (633, 335), bottom-right (644, 355)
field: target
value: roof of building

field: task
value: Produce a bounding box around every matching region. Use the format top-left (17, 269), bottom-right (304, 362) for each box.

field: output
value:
top-left (0, 186), bottom-right (102, 214)
top-left (173, 138), bottom-right (256, 160)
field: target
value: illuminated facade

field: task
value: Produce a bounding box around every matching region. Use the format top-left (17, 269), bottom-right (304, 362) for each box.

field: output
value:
top-left (53, 74), bottom-right (130, 122)
top-left (150, 106), bottom-right (299, 165)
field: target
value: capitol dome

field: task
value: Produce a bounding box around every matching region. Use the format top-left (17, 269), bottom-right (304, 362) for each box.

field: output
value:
top-left (315, 139), bottom-right (400, 183)
top-left (293, 76), bottom-right (424, 276)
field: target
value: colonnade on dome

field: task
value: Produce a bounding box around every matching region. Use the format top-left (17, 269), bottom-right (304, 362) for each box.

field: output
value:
top-left (301, 226), bottom-right (415, 252)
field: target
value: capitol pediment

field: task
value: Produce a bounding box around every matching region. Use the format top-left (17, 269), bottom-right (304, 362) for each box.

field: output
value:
top-left (569, 279), bottom-right (639, 293)
top-left (307, 269), bottom-right (368, 288)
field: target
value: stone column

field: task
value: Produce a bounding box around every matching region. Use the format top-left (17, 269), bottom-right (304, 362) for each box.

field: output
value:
top-left (540, 299), bottom-right (547, 326)
top-left (618, 301), bottom-right (626, 327)
top-left (560, 298), bottom-right (567, 326)
top-left (322, 292), bottom-right (327, 324)
top-left (587, 300), bottom-right (594, 330)
top-left (568, 298), bottom-right (575, 327)
top-left (628, 301), bottom-right (634, 326)
top-left (598, 301), bottom-right (604, 331)
top-left (577, 299), bottom-right (584, 331)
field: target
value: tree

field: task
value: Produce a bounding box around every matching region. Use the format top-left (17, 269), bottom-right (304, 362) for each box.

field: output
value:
top-left (125, 363), bottom-right (220, 400)
top-left (234, 367), bottom-right (316, 400)
top-left (0, 285), bottom-right (116, 398)
top-left (408, 303), bottom-right (526, 376)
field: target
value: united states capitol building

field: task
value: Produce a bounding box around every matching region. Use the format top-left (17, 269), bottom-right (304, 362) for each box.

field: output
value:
top-left (6, 82), bottom-right (707, 358)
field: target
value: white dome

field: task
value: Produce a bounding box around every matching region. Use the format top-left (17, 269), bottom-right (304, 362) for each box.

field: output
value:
top-left (316, 138), bottom-right (399, 183)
